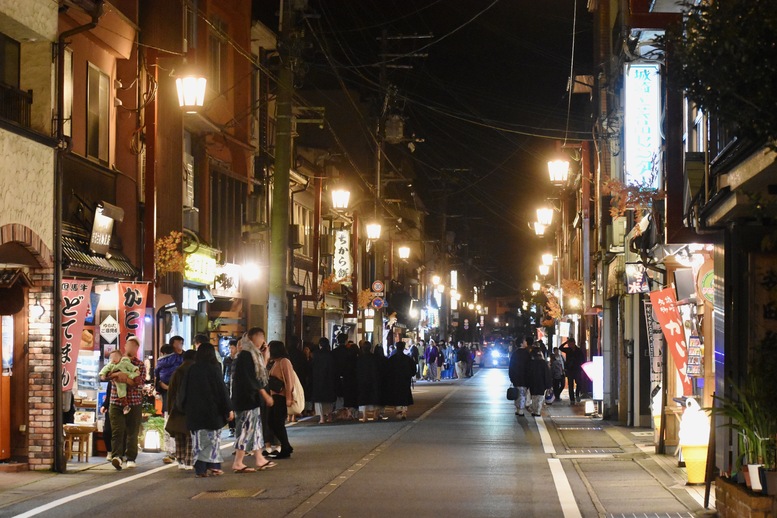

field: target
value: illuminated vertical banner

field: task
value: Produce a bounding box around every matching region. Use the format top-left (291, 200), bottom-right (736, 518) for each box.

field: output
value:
top-left (649, 288), bottom-right (693, 395)
top-left (333, 230), bottom-right (352, 283)
top-left (624, 63), bottom-right (661, 188)
top-left (60, 279), bottom-right (93, 391)
top-left (118, 282), bottom-right (149, 356)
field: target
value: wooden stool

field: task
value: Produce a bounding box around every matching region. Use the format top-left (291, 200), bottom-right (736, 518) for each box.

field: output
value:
top-left (64, 424), bottom-right (96, 463)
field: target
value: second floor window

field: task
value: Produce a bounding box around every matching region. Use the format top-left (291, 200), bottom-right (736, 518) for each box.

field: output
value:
top-left (208, 17), bottom-right (228, 93)
top-left (87, 63), bottom-right (109, 163)
top-left (0, 33), bottom-right (20, 88)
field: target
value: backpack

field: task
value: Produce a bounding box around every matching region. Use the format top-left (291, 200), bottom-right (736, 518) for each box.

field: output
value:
top-left (288, 369), bottom-right (305, 415)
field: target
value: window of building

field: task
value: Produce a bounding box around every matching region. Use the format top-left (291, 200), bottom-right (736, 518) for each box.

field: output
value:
top-left (208, 17), bottom-right (228, 93)
top-left (184, 0), bottom-right (197, 51)
top-left (0, 33), bottom-right (20, 88)
top-left (293, 202), bottom-right (312, 258)
top-left (86, 63), bottom-right (110, 163)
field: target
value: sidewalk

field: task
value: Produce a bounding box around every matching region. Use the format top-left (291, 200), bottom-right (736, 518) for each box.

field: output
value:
top-left (543, 397), bottom-right (717, 517)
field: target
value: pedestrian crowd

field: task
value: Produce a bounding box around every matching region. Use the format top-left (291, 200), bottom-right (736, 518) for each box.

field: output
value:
top-left (508, 335), bottom-right (585, 417)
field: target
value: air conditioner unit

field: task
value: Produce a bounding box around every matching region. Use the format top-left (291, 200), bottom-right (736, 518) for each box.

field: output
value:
top-left (607, 216), bottom-right (626, 252)
top-left (289, 224), bottom-right (303, 249)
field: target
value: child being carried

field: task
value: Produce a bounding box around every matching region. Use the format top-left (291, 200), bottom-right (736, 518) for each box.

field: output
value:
top-left (99, 350), bottom-right (140, 414)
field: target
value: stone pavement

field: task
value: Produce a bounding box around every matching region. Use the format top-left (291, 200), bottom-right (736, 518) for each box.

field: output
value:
top-left (543, 396), bottom-right (717, 517)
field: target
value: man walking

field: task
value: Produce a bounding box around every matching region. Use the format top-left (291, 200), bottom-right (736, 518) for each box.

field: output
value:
top-left (560, 337), bottom-right (585, 404)
top-left (102, 336), bottom-right (146, 470)
top-left (508, 336), bottom-right (531, 416)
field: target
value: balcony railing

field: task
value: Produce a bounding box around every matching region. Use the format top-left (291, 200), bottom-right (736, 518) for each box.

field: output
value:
top-left (0, 83), bottom-right (32, 128)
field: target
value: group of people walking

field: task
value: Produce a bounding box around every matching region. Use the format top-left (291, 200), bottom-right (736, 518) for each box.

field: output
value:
top-left (508, 335), bottom-right (586, 417)
top-left (101, 327), bottom-right (296, 477)
top-left (412, 340), bottom-right (474, 381)
top-left (308, 338), bottom-right (416, 423)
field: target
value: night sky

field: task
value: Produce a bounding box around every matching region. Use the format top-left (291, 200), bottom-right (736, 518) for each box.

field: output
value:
top-left (257, 1), bottom-right (594, 295)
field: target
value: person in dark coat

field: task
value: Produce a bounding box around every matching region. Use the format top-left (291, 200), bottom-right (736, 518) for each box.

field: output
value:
top-left (179, 343), bottom-right (234, 477)
top-left (311, 338), bottom-right (337, 424)
top-left (559, 337), bottom-right (586, 404)
top-left (383, 341), bottom-right (416, 419)
top-left (508, 336), bottom-right (532, 416)
top-left (165, 349), bottom-right (196, 470)
top-left (332, 337), bottom-right (359, 419)
top-left (356, 341), bottom-right (381, 422)
top-left (527, 347), bottom-right (553, 416)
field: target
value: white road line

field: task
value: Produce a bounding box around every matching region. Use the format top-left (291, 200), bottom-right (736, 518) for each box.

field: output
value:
top-left (536, 416), bottom-right (556, 454)
top-left (548, 458), bottom-right (583, 518)
top-left (13, 463), bottom-right (176, 518)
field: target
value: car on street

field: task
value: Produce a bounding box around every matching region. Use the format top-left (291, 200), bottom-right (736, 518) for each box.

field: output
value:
top-left (481, 343), bottom-right (509, 368)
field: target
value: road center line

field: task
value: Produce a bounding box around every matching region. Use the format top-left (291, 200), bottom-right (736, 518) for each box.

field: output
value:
top-left (548, 458), bottom-right (583, 518)
top-left (286, 381), bottom-right (464, 517)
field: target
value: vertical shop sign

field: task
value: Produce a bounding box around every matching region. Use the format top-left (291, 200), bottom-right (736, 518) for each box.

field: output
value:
top-left (624, 63), bottom-right (661, 188)
top-left (333, 230), bottom-right (352, 283)
top-left (643, 301), bottom-right (663, 383)
top-left (118, 282), bottom-right (148, 356)
top-left (649, 288), bottom-right (693, 395)
top-left (60, 279), bottom-right (93, 391)
top-left (686, 335), bottom-right (703, 376)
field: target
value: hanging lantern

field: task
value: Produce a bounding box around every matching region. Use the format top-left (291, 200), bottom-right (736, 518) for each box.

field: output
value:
top-left (176, 68), bottom-right (207, 113)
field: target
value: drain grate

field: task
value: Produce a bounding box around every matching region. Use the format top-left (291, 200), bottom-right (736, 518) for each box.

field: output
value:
top-left (607, 514), bottom-right (693, 518)
top-left (566, 448), bottom-right (623, 454)
top-left (192, 488), bottom-right (266, 499)
top-left (631, 431), bottom-right (654, 437)
top-left (556, 426), bottom-right (603, 431)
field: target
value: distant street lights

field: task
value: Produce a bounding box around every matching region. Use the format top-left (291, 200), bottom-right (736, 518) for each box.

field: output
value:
top-left (398, 245), bottom-right (410, 259)
top-left (331, 186), bottom-right (351, 210)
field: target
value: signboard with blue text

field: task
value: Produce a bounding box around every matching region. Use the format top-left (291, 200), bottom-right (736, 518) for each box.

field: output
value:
top-left (624, 63), bottom-right (661, 188)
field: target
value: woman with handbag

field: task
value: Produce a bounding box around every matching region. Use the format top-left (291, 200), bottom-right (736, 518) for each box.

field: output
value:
top-left (266, 340), bottom-right (295, 459)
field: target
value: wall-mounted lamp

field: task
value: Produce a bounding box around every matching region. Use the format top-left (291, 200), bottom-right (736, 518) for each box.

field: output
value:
top-left (532, 281), bottom-right (541, 292)
top-left (365, 222), bottom-right (382, 241)
top-left (537, 207), bottom-right (554, 226)
top-left (548, 159), bottom-right (570, 186)
top-left (30, 296), bottom-right (45, 320)
top-left (542, 253), bottom-right (554, 266)
top-left (431, 274), bottom-right (441, 286)
top-left (331, 187), bottom-right (351, 210)
top-left (175, 66), bottom-right (207, 113)
top-left (398, 246), bottom-right (410, 260)
top-left (533, 221), bottom-right (547, 236)
top-left (539, 264), bottom-right (550, 277)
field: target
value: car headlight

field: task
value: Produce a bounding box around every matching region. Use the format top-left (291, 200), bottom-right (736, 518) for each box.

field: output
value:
top-left (491, 350), bottom-right (500, 358)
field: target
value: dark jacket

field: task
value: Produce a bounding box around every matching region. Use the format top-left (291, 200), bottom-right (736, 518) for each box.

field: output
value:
top-left (456, 346), bottom-right (469, 363)
top-left (165, 359), bottom-right (194, 435)
top-left (528, 356), bottom-right (552, 394)
top-left (310, 348), bottom-right (337, 403)
top-left (230, 350), bottom-right (266, 412)
top-left (155, 352), bottom-right (183, 385)
top-left (383, 350), bottom-right (416, 407)
top-left (356, 353), bottom-right (381, 406)
top-left (180, 361), bottom-right (232, 432)
top-left (332, 344), bottom-right (359, 407)
top-left (559, 344), bottom-right (585, 375)
top-left (508, 347), bottom-right (531, 387)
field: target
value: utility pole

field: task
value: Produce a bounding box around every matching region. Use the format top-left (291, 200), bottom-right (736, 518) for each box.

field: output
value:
top-left (268, 0), bottom-right (296, 342)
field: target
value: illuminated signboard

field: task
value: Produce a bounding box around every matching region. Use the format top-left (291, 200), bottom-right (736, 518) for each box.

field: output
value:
top-left (624, 63), bottom-right (661, 188)
top-left (333, 230), bottom-right (352, 283)
top-left (185, 249), bottom-right (218, 285)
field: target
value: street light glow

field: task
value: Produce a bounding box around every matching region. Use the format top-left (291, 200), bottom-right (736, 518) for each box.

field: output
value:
top-left (532, 281), bottom-right (541, 291)
top-left (175, 71), bottom-right (207, 113)
top-left (533, 221), bottom-right (547, 236)
top-left (432, 274), bottom-right (441, 286)
top-left (537, 207), bottom-right (554, 226)
top-left (539, 264), bottom-right (550, 276)
top-left (366, 222), bottom-right (382, 240)
top-left (542, 253), bottom-right (554, 266)
top-left (398, 245), bottom-right (410, 259)
top-left (331, 187), bottom-right (351, 210)
top-left (548, 159), bottom-right (570, 186)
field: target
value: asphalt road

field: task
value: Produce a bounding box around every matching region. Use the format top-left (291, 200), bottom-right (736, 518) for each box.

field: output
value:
top-left (1, 368), bottom-right (701, 518)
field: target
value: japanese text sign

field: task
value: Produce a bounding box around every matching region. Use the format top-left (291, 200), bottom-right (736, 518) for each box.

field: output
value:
top-left (118, 282), bottom-right (148, 356)
top-left (649, 287), bottom-right (692, 395)
top-left (333, 230), bottom-right (352, 283)
top-left (60, 279), bottom-right (93, 391)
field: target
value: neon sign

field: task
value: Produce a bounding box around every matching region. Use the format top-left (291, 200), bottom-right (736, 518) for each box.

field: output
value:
top-left (624, 63), bottom-right (661, 188)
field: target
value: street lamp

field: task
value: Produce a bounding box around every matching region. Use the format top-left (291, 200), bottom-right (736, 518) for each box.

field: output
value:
top-left (398, 245), bottom-right (410, 259)
top-left (537, 207), bottom-right (554, 226)
top-left (542, 253), bottom-right (554, 266)
top-left (533, 221), bottom-right (547, 236)
top-left (532, 281), bottom-right (541, 291)
top-left (432, 274), bottom-right (441, 286)
top-left (539, 264), bottom-right (550, 277)
top-left (175, 67), bottom-right (207, 113)
top-left (366, 222), bottom-right (382, 241)
top-left (331, 187), bottom-right (351, 210)
top-left (548, 159), bottom-right (570, 187)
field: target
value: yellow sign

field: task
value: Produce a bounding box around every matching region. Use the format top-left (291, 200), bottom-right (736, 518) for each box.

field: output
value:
top-left (185, 250), bottom-right (218, 285)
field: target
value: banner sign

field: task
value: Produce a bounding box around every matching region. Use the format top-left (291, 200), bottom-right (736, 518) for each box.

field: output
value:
top-left (333, 230), bottom-right (352, 283)
top-left (649, 288), bottom-right (692, 395)
top-left (60, 279), bottom-right (93, 391)
top-left (624, 63), bottom-right (661, 188)
top-left (643, 301), bottom-right (663, 383)
top-left (625, 263), bottom-right (649, 294)
top-left (118, 282), bottom-right (148, 356)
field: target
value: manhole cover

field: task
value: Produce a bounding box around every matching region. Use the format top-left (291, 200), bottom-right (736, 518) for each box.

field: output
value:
top-left (192, 488), bottom-right (266, 499)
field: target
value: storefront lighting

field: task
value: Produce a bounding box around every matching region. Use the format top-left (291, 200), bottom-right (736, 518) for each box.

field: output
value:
top-left (30, 296), bottom-right (45, 320)
top-left (548, 159), bottom-right (570, 186)
top-left (468, 303), bottom-right (475, 310)
top-left (542, 253), bottom-right (554, 266)
top-left (476, 304), bottom-right (482, 312)
top-left (539, 264), bottom-right (550, 276)
top-left (409, 307), bottom-right (418, 318)
top-left (533, 221), bottom-right (547, 236)
top-left (455, 292), bottom-right (461, 301)
top-left (331, 187), bottom-right (351, 210)
top-left (436, 284), bottom-right (445, 294)
top-left (431, 274), bottom-right (441, 286)
top-left (398, 246), bottom-right (410, 259)
top-left (100, 284), bottom-right (117, 309)
top-left (537, 207), bottom-right (554, 226)
top-left (366, 222), bottom-right (382, 241)
top-left (243, 261), bottom-right (261, 282)
top-left (494, 317), bottom-right (499, 323)
top-left (569, 297), bottom-right (581, 309)
top-left (175, 67), bottom-right (207, 113)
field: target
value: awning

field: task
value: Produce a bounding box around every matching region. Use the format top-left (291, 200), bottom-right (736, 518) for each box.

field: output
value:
top-left (62, 223), bottom-right (139, 279)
